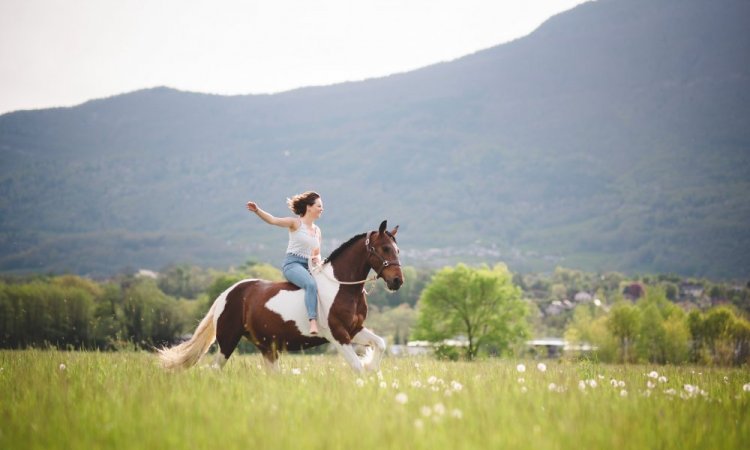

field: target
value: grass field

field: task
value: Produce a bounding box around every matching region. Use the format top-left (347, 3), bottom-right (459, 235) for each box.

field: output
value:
top-left (1, 350), bottom-right (748, 449)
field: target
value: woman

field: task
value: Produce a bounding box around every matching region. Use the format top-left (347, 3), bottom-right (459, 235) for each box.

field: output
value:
top-left (246, 191), bottom-right (323, 335)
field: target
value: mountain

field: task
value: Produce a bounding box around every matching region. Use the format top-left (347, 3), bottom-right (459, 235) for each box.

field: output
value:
top-left (1, 0), bottom-right (749, 279)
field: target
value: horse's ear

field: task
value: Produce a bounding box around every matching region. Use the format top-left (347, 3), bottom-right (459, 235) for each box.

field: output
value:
top-left (379, 220), bottom-right (387, 235)
top-left (391, 225), bottom-right (399, 236)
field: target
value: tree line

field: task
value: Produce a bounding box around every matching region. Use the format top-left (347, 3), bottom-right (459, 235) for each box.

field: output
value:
top-left (1, 261), bottom-right (748, 366)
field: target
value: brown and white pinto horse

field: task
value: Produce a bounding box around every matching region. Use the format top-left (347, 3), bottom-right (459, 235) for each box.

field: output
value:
top-left (158, 220), bottom-right (403, 373)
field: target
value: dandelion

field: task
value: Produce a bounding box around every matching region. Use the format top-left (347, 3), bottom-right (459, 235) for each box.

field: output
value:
top-left (434, 403), bottom-right (446, 415)
top-left (516, 363), bottom-right (526, 373)
top-left (610, 379), bottom-right (618, 387)
top-left (520, 386), bottom-right (528, 393)
top-left (395, 392), bottom-right (408, 405)
top-left (450, 380), bottom-right (463, 391)
top-left (683, 384), bottom-right (696, 395)
top-left (411, 380), bottom-right (422, 388)
top-left (414, 419), bottom-right (424, 430)
top-left (658, 376), bottom-right (667, 383)
top-left (379, 381), bottom-right (387, 389)
top-left (594, 298), bottom-right (602, 307)
top-left (537, 362), bottom-right (547, 372)
top-left (648, 371), bottom-right (659, 379)
top-left (598, 374), bottom-right (605, 380)
top-left (451, 409), bottom-right (463, 419)
top-left (665, 388), bottom-right (676, 396)
top-left (578, 380), bottom-right (586, 391)
top-left (427, 376), bottom-right (438, 385)
top-left (431, 386), bottom-right (440, 392)
top-left (647, 381), bottom-right (656, 389)
top-left (377, 371), bottom-right (384, 380)
top-left (356, 378), bottom-right (365, 387)
top-left (620, 389), bottom-right (628, 397)
top-left (618, 380), bottom-right (626, 388)
top-left (723, 376), bottom-right (729, 383)
top-left (743, 383), bottom-right (750, 392)
top-left (587, 379), bottom-right (598, 388)
top-left (291, 368), bottom-right (301, 375)
top-left (420, 406), bottom-right (432, 417)
top-left (59, 363), bottom-right (66, 371)
top-left (517, 377), bottom-right (525, 384)
top-left (391, 381), bottom-right (400, 389)
top-left (548, 383), bottom-right (557, 392)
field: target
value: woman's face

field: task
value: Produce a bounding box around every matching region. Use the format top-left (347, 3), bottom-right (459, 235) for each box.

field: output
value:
top-left (306, 198), bottom-right (323, 219)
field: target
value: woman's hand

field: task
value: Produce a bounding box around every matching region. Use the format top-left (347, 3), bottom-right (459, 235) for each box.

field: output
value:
top-left (246, 201), bottom-right (258, 213)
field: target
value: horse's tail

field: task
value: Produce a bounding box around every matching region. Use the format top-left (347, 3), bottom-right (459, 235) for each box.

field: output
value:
top-left (157, 302), bottom-right (217, 370)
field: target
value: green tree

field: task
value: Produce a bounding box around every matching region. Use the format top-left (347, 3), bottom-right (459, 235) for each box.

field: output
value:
top-left (607, 301), bottom-right (641, 363)
top-left (413, 263), bottom-right (528, 360)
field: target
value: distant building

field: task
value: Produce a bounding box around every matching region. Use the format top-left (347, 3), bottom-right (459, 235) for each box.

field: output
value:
top-left (680, 282), bottom-right (704, 299)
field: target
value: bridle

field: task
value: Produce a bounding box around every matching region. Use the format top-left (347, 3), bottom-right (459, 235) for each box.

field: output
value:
top-left (365, 231), bottom-right (401, 279)
top-left (315, 231), bottom-right (401, 290)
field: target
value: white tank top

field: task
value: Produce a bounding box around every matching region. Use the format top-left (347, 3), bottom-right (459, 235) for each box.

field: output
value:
top-left (286, 220), bottom-right (320, 258)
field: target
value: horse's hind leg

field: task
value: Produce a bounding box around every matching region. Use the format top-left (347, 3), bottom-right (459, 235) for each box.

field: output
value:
top-left (212, 324), bottom-right (243, 369)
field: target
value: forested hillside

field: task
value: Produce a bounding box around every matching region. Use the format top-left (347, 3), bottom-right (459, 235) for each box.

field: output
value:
top-left (0, 0), bottom-right (748, 278)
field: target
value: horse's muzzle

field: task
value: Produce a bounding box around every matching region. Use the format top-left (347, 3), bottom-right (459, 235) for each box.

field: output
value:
top-left (386, 276), bottom-right (403, 291)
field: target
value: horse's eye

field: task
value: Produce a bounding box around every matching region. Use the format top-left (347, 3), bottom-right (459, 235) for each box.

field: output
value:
top-left (383, 246), bottom-right (391, 253)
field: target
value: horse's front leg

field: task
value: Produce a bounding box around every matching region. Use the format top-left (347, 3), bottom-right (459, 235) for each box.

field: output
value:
top-left (330, 341), bottom-right (365, 373)
top-left (351, 327), bottom-right (386, 372)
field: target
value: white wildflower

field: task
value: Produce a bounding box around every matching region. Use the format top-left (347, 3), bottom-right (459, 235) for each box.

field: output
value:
top-left (618, 380), bottom-right (626, 388)
top-left (594, 298), bottom-right (602, 307)
top-left (451, 409), bottom-right (463, 419)
top-left (620, 389), bottom-right (628, 397)
top-left (548, 383), bottom-right (557, 392)
top-left (610, 379), bottom-right (618, 387)
top-left (411, 380), bottom-right (422, 388)
top-left (377, 371), bottom-right (384, 380)
top-left (291, 368), bottom-right (301, 375)
top-left (658, 376), bottom-right (667, 383)
top-left (598, 374), bottom-right (605, 380)
top-left (414, 419), bottom-right (424, 430)
top-left (433, 403), bottom-right (446, 415)
top-left (647, 381), bottom-right (656, 389)
top-left (516, 364), bottom-right (526, 373)
top-left (743, 383), bottom-right (750, 392)
top-left (431, 386), bottom-right (440, 392)
top-left (520, 386), bottom-right (528, 393)
top-left (444, 389), bottom-right (453, 397)
top-left (395, 392), bottom-right (408, 405)
top-left (59, 363), bottom-right (66, 371)
top-left (648, 371), bottom-right (659, 379)
top-left (356, 378), bottom-right (365, 387)
top-left (517, 377), bottom-right (525, 384)
top-left (665, 388), bottom-right (676, 395)
top-left (391, 381), bottom-right (400, 389)
top-left (578, 380), bottom-right (587, 391)
top-left (683, 384), bottom-right (696, 395)
top-left (420, 406), bottom-right (432, 417)
top-left (427, 376), bottom-right (438, 385)
top-left (587, 379), bottom-right (598, 388)
top-left (537, 362), bottom-right (547, 372)
top-left (450, 380), bottom-right (463, 391)
top-left (380, 381), bottom-right (387, 389)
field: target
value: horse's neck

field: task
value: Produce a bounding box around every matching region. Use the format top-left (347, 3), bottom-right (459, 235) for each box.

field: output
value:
top-left (330, 239), bottom-right (370, 282)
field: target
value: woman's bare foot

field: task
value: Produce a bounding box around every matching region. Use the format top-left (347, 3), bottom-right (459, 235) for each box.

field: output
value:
top-left (309, 319), bottom-right (319, 335)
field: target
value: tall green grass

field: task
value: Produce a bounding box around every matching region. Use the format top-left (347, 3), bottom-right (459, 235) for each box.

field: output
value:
top-left (1, 350), bottom-right (748, 449)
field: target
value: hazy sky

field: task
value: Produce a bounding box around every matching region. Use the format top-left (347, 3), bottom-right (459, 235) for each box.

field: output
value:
top-left (0, 0), bottom-right (588, 115)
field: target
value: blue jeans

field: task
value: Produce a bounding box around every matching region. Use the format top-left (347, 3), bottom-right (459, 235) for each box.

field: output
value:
top-left (282, 254), bottom-right (318, 320)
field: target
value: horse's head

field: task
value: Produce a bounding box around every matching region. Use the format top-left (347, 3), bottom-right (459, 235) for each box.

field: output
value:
top-left (366, 220), bottom-right (404, 291)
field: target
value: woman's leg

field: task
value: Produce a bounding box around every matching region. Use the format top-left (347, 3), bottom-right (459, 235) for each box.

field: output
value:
top-left (283, 261), bottom-right (318, 321)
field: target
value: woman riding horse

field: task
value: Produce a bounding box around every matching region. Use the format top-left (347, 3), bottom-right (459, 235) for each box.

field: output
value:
top-left (158, 219), bottom-right (404, 373)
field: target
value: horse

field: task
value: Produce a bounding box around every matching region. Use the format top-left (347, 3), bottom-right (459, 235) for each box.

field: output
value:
top-left (157, 220), bottom-right (403, 373)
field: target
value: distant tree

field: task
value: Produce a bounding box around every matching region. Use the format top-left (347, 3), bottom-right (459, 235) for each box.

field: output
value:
top-left (607, 302), bottom-right (641, 363)
top-left (413, 263), bottom-right (528, 360)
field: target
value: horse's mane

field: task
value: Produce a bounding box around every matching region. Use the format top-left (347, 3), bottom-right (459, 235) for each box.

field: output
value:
top-left (323, 230), bottom-right (398, 264)
top-left (324, 233), bottom-right (366, 264)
